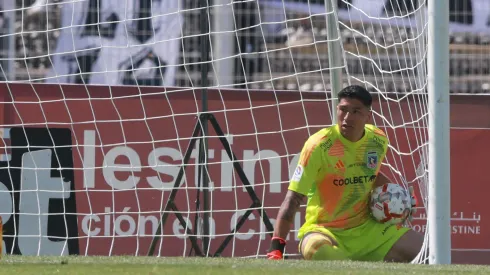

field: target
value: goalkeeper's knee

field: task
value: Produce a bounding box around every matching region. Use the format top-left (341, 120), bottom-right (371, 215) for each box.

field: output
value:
top-left (301, 233), bottom-right (347, 261)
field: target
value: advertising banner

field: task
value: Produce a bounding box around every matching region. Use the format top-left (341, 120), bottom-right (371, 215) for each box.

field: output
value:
top-left (0, 83), bottom-right (488, 264)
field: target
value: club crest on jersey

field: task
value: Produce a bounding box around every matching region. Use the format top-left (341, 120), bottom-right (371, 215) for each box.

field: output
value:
top-left (366, 151), bottom-right (378, 169)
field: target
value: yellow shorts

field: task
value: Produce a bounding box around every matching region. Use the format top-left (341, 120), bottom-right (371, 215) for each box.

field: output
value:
top-left (298, 218), bottom-right (410, 262)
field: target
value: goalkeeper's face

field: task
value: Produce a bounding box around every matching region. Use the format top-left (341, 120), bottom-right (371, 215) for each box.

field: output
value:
top-left (337, 98), bottom-right (371, 142)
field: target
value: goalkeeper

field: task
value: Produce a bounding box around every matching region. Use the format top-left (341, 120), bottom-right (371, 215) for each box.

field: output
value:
top-left (267, 85), bottom-right (422, 262)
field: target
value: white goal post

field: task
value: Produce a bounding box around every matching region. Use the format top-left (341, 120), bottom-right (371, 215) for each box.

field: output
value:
top-left (0, 0), bottom-right (462, 264)
top-left (427, 0), bottom-right (451, 265)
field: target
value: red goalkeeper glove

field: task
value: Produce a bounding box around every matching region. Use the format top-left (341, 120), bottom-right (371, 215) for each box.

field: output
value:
top-left (267, 237), bottom-right (286, 260)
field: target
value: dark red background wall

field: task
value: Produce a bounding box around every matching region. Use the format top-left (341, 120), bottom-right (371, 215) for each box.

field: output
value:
top-left (0, 83), bottom-right (488, 264)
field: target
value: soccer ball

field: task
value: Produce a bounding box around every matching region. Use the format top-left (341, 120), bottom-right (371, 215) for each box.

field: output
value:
top-left (370, 183), bottom-right (412, 225)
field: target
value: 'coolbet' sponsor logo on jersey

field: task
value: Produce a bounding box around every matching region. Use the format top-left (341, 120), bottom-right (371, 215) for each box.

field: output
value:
top-left (333, 175), bottom-right (377, 186)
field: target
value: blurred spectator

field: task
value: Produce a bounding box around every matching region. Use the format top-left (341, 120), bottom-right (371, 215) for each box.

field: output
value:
top-left (5, 0), bottom-right (490, 94)
top-left (44, 0), bottom-right (182, 86)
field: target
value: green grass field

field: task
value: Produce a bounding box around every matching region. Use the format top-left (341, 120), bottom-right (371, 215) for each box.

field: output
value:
top-left (0, 256), bottom-right (489, 275)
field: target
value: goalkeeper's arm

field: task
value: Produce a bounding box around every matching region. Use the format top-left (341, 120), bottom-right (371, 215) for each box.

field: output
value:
top-left (267, 190), bottom-right (306, 260)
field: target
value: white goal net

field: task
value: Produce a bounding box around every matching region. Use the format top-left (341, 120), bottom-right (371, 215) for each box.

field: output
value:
top-left (0, 0), bottom-right (436, 261)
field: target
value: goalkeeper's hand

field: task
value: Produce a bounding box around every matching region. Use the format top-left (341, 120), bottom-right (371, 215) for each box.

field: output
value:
top-left (267, 237), bottom-right (286, 260)
top-left (407, 186), bottom-right (418, 222)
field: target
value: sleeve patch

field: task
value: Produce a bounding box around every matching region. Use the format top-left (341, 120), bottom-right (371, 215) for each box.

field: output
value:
top-left (292, 165), bottom-right (304, 182)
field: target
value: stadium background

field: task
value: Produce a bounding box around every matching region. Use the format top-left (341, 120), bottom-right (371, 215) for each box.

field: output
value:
top-left (1, 0), bottom-right (489, 92)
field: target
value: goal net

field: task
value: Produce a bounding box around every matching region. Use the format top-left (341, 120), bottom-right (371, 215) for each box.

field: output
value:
top-left (0, 0), bottom-right (433, 261)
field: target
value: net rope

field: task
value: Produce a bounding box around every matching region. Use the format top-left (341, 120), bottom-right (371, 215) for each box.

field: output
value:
top-left (0, 0), bottom-right (432, 261)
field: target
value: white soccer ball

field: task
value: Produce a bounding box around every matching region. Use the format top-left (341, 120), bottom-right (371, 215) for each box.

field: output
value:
top-left (370, 183), bottom-right (412, 225)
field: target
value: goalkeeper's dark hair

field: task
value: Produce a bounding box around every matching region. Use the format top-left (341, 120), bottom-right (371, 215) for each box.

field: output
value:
top-left (337, 85), bottom-right (372, 108)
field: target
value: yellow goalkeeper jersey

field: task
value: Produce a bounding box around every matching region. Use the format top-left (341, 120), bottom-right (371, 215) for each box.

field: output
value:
top-left (289, 124), bottom-right (388, 239)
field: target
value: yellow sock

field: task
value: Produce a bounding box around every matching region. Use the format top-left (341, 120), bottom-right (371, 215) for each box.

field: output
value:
top-left (302, 234), bottom-right (347, 261)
